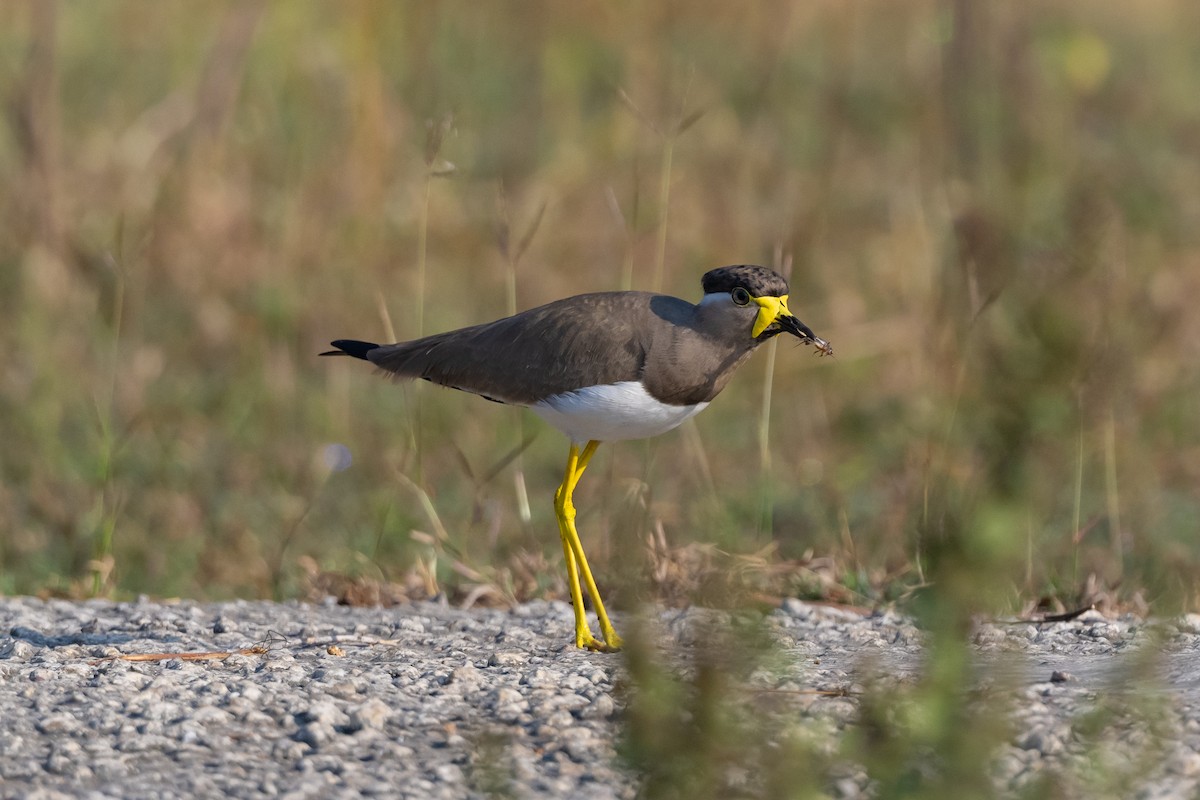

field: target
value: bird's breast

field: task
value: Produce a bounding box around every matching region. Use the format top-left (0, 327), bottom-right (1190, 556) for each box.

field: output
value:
top-left (530, 381), bottom-right (709, 444)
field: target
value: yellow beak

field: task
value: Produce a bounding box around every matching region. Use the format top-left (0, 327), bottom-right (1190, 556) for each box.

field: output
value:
top-left (751, 294), bottom-right (791, 338)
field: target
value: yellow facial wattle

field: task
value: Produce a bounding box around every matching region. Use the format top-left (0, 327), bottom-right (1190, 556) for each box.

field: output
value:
top-left (751, 294), bottom-right (790, 338)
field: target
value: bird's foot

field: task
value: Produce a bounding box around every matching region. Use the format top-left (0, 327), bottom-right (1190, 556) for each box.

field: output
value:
top-left (599, 628), bottom-right (624, 652)
top-left (577, 630), bottom-right (622, 653)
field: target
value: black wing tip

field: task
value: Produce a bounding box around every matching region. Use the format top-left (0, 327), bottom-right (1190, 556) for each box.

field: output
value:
top-left (320, 339), bottom-right (381, 360)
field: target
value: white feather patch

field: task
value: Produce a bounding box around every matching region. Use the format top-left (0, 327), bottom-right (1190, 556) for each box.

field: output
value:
top-left (699, 291), bottom-right (732, 306)
top-left (531, 381), bottom-right (709, 444)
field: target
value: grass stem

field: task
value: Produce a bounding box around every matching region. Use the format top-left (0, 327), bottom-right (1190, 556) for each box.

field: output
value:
top-left (1105, 407), bottom-right (1123, 574)
top-left (652, 138), bottom-right (675, 294)
top-left (1073, 410), bottom-right (1084, 587)
top-left (91, 249), bottom-right (126, 596)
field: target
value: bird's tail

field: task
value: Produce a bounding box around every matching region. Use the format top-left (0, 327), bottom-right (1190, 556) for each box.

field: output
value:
top-left (320, 339), bottom-right (381, 360)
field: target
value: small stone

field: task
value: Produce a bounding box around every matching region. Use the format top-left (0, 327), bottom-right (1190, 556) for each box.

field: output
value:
top-left (577, 693), bottom-right (615, 720)
top-left (780, 598), bottom-right (811, 619)
top-left (972, 627), bottom-right (1006, 646)
top-left (1049, 671), bottom-right (1075, 683)
top-left (324, 680), bottom-right (360, 700)
top-left (190, 705), bottom-right (232, 725)
top-left (1169, 752), bottom-right (1200, 777)
top-left (559, 727), bottom-right (597, 762)
top-left (177, 725), bottom-right (203, 746)
top-left (493, 688), bottom-right (528, 725)
top-left (348, 698), bottom-right (390, 731)
top-left (0, 640), bottom-right (37, 660)
top-left (271, 739), bottom-right (307, 761)
top-left (307, 754), bottom-right (345, 775)
top-left (497, 706), bottom-right (524, 724)
top-left (1016, 625), bottom-right (1040, 641)
top-left (562, 674), bottom-right (592, 692)
top-left (544, 710), bottom-right (575, 731)
top-left (509, 743), bottom-right (538, 782)
top-left (1017, 729), bottom-right (1063, 756)
top-left (433, 764), bottom-right (464, 783)
top-left (91, 757), bottom-right (129, 780)
top-left (993, 749), bottom-right (1026, 783)
top-left (450, 664), bottom-right (483, 686)
top-left (833, 777), bottom-right (862, 798)
top-left (46, 742), bottom-right (90, 777)
top-left (60, 662), bottom-right (90, 681)
top-left (489, 651), bottom-right (524, 667)
top-left (36, 713), bottom-right (79, 735)
top-left (813, 604), bottom-right (864, 623)
top-left (299, 701), bottom-right (346, 727)
top-left (521, 668), bottom-right (556, 688)
top-left (295, 722), bottom-right (334, 748)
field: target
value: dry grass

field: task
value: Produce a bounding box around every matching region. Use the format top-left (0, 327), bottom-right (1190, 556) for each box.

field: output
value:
top-left (1, 2), bottom-right (1198, 622)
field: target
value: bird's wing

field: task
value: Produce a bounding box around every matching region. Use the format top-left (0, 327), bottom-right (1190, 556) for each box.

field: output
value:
top-left (367, 292), bottom-right (684, 405)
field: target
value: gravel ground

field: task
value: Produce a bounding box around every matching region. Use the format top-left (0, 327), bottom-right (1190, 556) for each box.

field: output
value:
top-left (3, 596), bottom-right (1200, 799)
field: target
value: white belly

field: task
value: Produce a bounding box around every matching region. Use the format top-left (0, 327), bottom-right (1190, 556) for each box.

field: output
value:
top-left (530, 381), bottom-right (709, 444)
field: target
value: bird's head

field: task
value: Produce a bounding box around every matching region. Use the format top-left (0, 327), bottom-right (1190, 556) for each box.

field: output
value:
top-left (700, 265), bottom-right (832, 354)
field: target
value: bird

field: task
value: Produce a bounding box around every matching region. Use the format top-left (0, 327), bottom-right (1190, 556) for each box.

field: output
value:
top-left (322, 264), bottom-right (831, 652)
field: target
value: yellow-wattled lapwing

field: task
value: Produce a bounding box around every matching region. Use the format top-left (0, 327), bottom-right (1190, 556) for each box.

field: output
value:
top-left (322, 265), bottom-right (831, 652)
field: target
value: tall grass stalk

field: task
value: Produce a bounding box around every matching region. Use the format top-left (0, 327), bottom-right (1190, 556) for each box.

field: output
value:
top-left (651, 138), bottom-right (675, 294)
top-left (1105, 407), bottom-right (1123, 573)
top-left (407, 176), bottom-right (433, 482)
top-left (618, 82), bottom-right (702, 292)
top-left (605, 185), bottom-right (638, 292)
top-left (496, 191), bottom-right (545, 525)
top-left (395, 470), bottom-right (452, 545)
top-left (1074, 411), bottom-right (1085, 586)
top-left (918, 358), bottom-right (971, 585)
top-left (416, 116), bottom-right (452, 339)
top-left (91, 250), bottom-right (126, 596)
top-left (756, 337), bottom-right (779, 479)
top-left (405, 117), bottom-right (453, 484)
top-left (756, 251), bottom-right (791, 536)
top-left (680, 420), bottom-right (716, 498)
top-left (1025, 513), bottom-right (1034, 593)
top-left (415, 177), bottom-right (431, 339)
top-left (270, 484), bottom-right (317, 599)
top-left (375, 290), bottom-right (397, 343)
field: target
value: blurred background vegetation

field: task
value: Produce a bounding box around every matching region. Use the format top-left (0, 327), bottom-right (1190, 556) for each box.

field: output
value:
top-left (1, 0), bottom-right (1198, 618)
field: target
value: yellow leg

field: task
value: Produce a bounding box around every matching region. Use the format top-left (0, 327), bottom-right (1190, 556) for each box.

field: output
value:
top-left (554, 440), bottom-right (623, 652)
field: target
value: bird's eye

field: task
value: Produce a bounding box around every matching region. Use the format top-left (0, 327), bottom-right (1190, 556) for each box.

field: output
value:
top-left (731, 287), bottom-right (751, 306)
